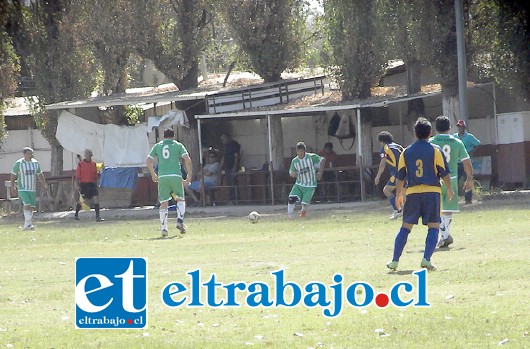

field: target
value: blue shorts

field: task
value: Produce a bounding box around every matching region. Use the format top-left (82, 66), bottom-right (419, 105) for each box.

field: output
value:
top-left (402, 192), bottom-right (441, 225)
top-left (385, 175), bottom-right (397, 187)
top-left (188, 180), bottom-right (216, 191)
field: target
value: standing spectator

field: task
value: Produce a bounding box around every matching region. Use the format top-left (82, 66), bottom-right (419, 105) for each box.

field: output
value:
top-left (317, 142), bottom-right (340, 201)
top-left (430, 116), bottom-right (474, 248)
top-left (220, 133), bottom-right (241, 205)
top-left (454, 120), bottom-right (481, 204)
top-left (147, 128), bottom-right (192, 237)
top-left (374, 131), bottom-right (404, 219)
top-left (288, 142), bottom-right (323, 219)
top-left (386, 118), bottom-right (453, 271)
top-left (10, 147), bottom-right (47, 230)
top-left (74, 149), bottom-right (104, 222)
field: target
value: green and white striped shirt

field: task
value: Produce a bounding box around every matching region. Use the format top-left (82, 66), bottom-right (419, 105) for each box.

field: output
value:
top-left (11, 158), bottom-right (42, 192)
top-left (289, 153), bottom-right (323, 187)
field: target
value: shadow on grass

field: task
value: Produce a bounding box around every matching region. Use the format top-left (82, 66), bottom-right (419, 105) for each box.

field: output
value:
top-left (146, 235), bottom-right (184, 241)
top-left (387, 270), bottom-right (416, 275)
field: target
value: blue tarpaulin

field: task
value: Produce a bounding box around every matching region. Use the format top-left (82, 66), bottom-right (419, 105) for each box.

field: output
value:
top-left (100, 167), bottom-right (138, 190)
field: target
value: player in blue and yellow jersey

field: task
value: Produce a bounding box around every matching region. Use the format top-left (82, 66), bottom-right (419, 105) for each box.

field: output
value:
top-left (374, 131), bottom-right (404, 220)
top-left (288, 141), bottom-right (323, 219)
top-left (147, 128), bottom-right (192, 237)
top-left (386, 118), bottom-right (454, 271)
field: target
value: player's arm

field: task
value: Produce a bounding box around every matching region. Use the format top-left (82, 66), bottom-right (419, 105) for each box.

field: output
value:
top-left (146, 156), bottom-right (158, 182)
top-left (182, 154), bottom-right (193, 185)
top-left (462, 158), bottom-right (474, 192)
top-left (38, 172), bottom-right (47, 189)
top-left (289, 160), bottom-right (297, 178)
top-left (395, 178), bottom-right (406, 211)
top-left (441, 173), bottom-right (454, 201)
top-left (374, 157), bottom-right (386, 185)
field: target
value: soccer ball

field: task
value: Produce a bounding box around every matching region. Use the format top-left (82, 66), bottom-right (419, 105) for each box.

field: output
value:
top-left (248, 211), bottom-right (260, 223)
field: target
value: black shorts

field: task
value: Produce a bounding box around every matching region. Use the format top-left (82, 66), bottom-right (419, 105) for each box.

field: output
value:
top-left (80, 182), bottom-right (99, 199)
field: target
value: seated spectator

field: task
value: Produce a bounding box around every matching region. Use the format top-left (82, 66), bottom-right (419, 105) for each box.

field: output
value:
top-left (185, 151), bottom-right (221, 205)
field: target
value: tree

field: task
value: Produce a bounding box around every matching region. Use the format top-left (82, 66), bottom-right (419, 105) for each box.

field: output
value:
top-left (0, 1), bottom-right (22, 143)
top-left (470, 0), bottom-right (529, 101)
top-left (221, 0), bottom-right (307, 82)
top-left (323, 0), bottom-right (386, 100)
top-left (136, 0), bottom-right (212, 90)
top-left (24, 0), bottom-right (97, 176)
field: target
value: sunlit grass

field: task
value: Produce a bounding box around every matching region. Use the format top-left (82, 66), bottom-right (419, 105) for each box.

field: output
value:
top-left (0, 199), bottom-right (529, 348)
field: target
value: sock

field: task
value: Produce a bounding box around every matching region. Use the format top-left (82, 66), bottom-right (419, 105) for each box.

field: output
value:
top-left (177, 201), bottom-right (186, 223)
top-left (389, 196), bottom-right (398, 211)
top-left (440, 214), bottom-right (452, 240)
top-left (424, 228), bottom-right (439, 261)
top-left (301, 204), bottom-right (308, 212)
top-left (23, 209), bottom-right (32, 227)
top-left (95, 204), bottom-right (100, 218)
top-left (287, 203), bottom-right (295, 216)
top-left (392, 227), bottom-right (411, 262)
top-left (159, 208), bottom-right (168, 230)
top-left (75, 203), bottom-right (81, 215)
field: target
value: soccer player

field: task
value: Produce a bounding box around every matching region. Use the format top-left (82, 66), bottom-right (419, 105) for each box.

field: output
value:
top-left (10, 147), bottom-right (47, 230)
top-left (374, 131), bottom-right (404, 219)
top-left (288, 141), bottom-right (323, 219)
top-left (147, 128), bottom-right (192, 237)
top-left (430, 116), bottom-right (474, 247)
top-left (454, 120), bottom-right (481, 204)
top-left (74, 149), bottom-right (104, 222)
top-left (386, 118), bottom-right (454, 271)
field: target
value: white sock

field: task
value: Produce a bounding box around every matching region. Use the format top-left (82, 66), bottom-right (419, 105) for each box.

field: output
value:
top-left (441, 214), bottom-right (453, 240)
top-left (23, 209), bottom-right (32, 227)
top-left (287, 203), bottom-right (295, 215)
top-left (159, 208), bottom-right (168, 230)
top-left (301, 204), bottom-right (308, 212)
top-left (177, 201), bottom-right (186, 222)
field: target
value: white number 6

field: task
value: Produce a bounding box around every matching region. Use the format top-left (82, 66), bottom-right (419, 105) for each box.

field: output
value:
top-left (162, 145), bottom-right (170, 159)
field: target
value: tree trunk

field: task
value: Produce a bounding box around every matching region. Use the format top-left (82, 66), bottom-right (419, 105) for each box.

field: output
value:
top-left (50, 142), bottom-right (64, 177)
top-left (441, 83), bottom-right (461, 124)
top-left (178, 61), bottom-right (199, 90)
top-left (406, 59), bottom-right (425, 124)
top-left (269, 116), bottom-right (284, 172)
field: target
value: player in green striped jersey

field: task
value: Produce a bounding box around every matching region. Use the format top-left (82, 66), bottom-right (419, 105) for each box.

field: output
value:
top-left (10, 147), bottom-right (47, 230)
top-left (147, 129), bottom-right (192, 237)
top-left (429, 116), bottom-right (474, 248)
top-left (288, 142), bottom-right (323, 219)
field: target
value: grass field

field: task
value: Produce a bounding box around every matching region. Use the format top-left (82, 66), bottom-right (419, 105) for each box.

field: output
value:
top-left (0, 197), bottom-right (529, 348)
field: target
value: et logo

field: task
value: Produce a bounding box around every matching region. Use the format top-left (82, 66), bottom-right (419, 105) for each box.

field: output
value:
top-left (75, 257), bottom-right (147, 329)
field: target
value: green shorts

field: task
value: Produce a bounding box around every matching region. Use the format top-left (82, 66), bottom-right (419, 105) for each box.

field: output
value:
top-left (19, 191), bottom-right (37, 207)
top-left (442, 177), bottom-right (459, 212)
top-left (289, 184), bottom-right (316, 205)
top-left (158, 176), bottom-right (185, 202)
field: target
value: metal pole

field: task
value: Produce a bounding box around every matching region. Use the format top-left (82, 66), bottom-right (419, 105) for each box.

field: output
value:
top-left (267, 115), bottom-right (275, 205)
top-left (356, 108), bottom-right (364, 201)
top-left (455, 0), bottom-right (468, 123)
top-left (197, 119), bottom-right (205, 207)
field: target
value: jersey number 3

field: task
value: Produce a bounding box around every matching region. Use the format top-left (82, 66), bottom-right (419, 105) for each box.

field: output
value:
top-left (415, 159), bottom-right (424, 177)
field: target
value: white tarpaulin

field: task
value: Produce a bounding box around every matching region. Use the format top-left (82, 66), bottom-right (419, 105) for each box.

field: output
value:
top-left (56, 111), bottom-right (149, 167)
top-left (147, 109), bottom-right (189, 132)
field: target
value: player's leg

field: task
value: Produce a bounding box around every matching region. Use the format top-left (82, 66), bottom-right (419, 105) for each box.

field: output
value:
top-left (157, 178), bottom-right (172, 236)
top-left (74, 189), bottom-right (82, 221)
top-left (171, 178), bottom-right (187, 234)
top-left (288, 185), bottom-right (302, 219)
top-left (19, 191), bottom-right (36, 229)
top-left (387, 194), bottom-right (418, 270)
top-left (421, 193), bottom-right (442, 270)
top-left (439, 177), bottom-right (459, 247)
top-left (299, 187), bottom-right (316, 219)
top-left (384, 177), bottom-right (401, 219)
